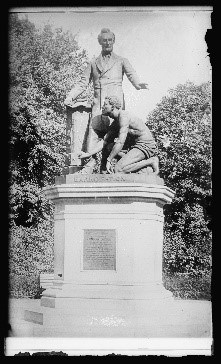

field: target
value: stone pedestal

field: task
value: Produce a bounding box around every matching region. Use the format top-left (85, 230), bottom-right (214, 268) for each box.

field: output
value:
top-left (26, 174), bottom-right (179, 337)
top-left (66, 103), bottom-right (91, 168)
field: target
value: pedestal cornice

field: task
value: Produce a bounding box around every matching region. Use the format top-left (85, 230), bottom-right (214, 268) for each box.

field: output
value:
top-left (44, 182), bottom-right (175, 205)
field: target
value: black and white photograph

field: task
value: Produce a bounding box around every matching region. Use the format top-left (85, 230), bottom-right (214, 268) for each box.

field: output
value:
top-left (6, 6), bottom-right (212, 356)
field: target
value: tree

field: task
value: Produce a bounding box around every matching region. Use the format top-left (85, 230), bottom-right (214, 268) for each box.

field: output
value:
top-left (8, 15), bottom-right (94, 295)
top-left (146, 81), bottom-right (212, 275)
top-left (9, 14), bottom-right (91, 226)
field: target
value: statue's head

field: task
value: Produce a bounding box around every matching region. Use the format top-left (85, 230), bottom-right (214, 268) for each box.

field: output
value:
top-left (102, 96), bottom-right (122, 115)
top-left (98, 28), bottom-right (115, 53)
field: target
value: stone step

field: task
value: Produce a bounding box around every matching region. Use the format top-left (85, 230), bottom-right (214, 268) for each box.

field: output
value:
top-left (40, 273), bottom-right (54, 289)
top-left (33, 322), bottom-right (211, 338)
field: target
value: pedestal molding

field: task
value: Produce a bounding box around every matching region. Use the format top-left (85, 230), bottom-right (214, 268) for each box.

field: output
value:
top-left (54, 212), bottom-right (164, 222)
top-left (44, 183), bottom-right (174, 205)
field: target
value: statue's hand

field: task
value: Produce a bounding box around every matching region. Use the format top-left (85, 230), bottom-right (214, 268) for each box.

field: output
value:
top-left (64, 96), bottom-right (74, 106)
top-left (138, 83), bottom-right (149, 90)
top-left (78, 151), bottom-right (91, 159)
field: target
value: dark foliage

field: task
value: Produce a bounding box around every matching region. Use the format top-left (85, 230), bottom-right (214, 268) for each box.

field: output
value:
top-left (146, 81), bottom-right (212, 276)
top-left (9, 14), bottom-right (91, 227)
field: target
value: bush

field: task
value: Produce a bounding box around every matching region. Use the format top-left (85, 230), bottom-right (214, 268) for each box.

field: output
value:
top-left (147, 81), bottom-right (212, 277)
top-left (9, 218), bottom-right (54, 298)
top-left (9, 273), bottom-right (41, 298)
top-left (9, 218), bottom-right (54, 276)
top-left (163, 204), bottom-right (212, 276)
top-left (163, 272), bottom-right (211, 300)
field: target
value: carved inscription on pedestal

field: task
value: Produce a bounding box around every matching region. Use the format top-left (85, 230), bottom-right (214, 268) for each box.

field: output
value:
top-left (83, 229), bottom-right (116, 270)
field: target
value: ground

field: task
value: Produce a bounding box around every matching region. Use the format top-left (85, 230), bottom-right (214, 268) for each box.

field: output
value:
top-left (7, 298), bottom-right (212, 338)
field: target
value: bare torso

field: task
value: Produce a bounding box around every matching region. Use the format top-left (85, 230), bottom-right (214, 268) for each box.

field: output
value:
top-left (108, 110), bottom-right (154, 142)
top-left (102, 109), bottom-right (159, 174)
top-left (126, 115), bottom-right (153, 141)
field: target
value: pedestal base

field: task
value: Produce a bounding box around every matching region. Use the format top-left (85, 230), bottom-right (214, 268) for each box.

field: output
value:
top-left (62, 165), bottom-right (83, 174)
top-left (26, 177), bottom-right (181, 337)
top-left (24, 297), bottom-right (212, 338)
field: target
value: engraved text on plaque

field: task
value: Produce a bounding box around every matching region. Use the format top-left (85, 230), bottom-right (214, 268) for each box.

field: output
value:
top-left (83, 229), bottom-right (116, 270)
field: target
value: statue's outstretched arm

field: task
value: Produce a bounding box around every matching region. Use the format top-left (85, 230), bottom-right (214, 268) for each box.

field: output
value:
top-left (123, 58), bottom-right (148, 90)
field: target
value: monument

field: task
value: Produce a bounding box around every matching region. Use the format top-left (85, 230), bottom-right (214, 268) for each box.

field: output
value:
top-left (24, 90), bottom-right (179, 337)
top-left (23, 29), bottom-right (209, 338)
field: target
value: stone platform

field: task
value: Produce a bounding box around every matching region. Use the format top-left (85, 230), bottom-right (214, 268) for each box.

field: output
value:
top-left (22, 173), bottom-right (211, 338)
top-left (9, 298), bottom-right (212, 338)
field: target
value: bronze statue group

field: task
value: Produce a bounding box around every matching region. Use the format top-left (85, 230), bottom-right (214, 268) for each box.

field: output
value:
top-left (64, 28), bottom-right (159, 175)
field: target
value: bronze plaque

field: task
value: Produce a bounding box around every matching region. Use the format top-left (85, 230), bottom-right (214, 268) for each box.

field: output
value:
top-left (83, 229), bottom-right (116, 270)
